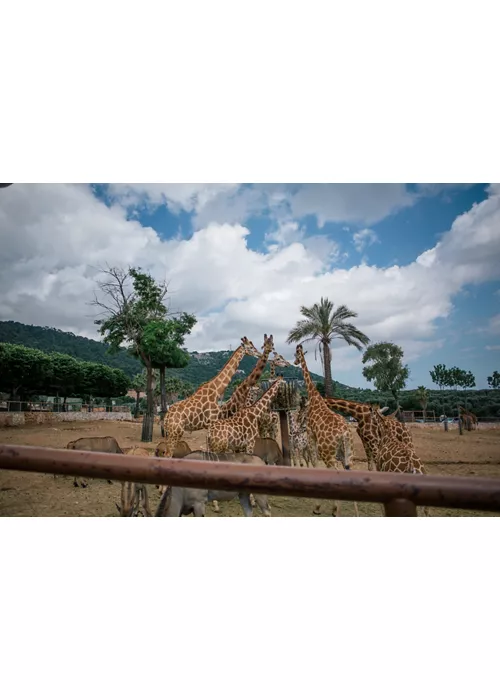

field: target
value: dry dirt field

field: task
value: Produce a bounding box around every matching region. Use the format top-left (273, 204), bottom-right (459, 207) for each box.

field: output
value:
top-left (1, 419), bottom-right (499, 517)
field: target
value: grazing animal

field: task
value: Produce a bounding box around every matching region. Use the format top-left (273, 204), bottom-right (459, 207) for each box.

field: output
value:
top-left (153, 440), bottom-right (193, 492)
top-left (252, 438), bottom-right (284, 465)
top-left (293, 344), bottom-right (358, 517)
top-left (118, 482), bottom-right (151, 516)
top-left (159, 337), bottom-right (261, 494)
top-left (66, 436), bottom-right (123, 487)
top-left (155, 451), bottom-right (272, 517)
top-left (367, 404), bottom-right (429, 516)
top-left (218, 334), bottom-right (275, 419)
top-left (289, 398), bottom-right (317, 468)
top-left (154, 440), bottom-right (193, 458)
top-left (458, 405), bottom-right (478, 430)
top-left (116, 447), bottom-right (152, 516)
top-left (207, 378), bottom-right (285, 454)
top-left (323, 397), bottom-right (414, 471)
top-left (244, 351), bottom-right (290, 440)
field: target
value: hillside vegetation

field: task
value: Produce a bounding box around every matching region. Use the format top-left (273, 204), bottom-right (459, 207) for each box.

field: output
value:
top-left (1, 320), bottom-right (498, 417)
top-left (0, 320), bottom-right (328, 387)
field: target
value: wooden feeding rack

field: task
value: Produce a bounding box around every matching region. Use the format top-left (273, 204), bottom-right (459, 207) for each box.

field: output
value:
top-left (264, 378), bottom-right (301, 466)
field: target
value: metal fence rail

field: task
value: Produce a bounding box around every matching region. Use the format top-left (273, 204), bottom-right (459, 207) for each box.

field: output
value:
top-left (1, 444), bottom-right (500, 516)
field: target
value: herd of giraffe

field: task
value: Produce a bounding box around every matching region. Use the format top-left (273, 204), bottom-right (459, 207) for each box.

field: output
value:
top-left (160, 333), bottom-right (429, 516)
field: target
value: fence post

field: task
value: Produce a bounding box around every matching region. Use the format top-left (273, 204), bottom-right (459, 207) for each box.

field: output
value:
top-left (278, 409), bottom-right (291, 466)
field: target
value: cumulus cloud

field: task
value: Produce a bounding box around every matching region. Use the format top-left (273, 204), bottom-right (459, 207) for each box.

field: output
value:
top-left (103, 183), bottom-right (425, 229)
top-left (1, 183), bottom-right (499, 384)
top-left (352, 228), bottom-right (379, 253)
top-left (288, 184), bottom-right (416, 226)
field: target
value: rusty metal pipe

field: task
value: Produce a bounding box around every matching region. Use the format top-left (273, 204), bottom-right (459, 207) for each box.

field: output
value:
top-left (384, 498), bottom-right (418, 516)
top-left (1, 444), bottom-right (500, 512)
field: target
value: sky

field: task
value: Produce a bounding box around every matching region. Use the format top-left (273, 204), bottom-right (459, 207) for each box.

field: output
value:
top-left (0, 183), bottom-right (499, 389)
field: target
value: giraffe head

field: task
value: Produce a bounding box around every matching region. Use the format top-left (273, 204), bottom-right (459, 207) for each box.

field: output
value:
top-left (241, 336), bottom-right (262, 358)
top-left (271, 350), bottom-right (291, 368)
top-left (293, 344), bottom-right (306, 365)
top-left (368, 403), bottom-right (390, 441)
top-left (261, 333), bottom-right (275, 355)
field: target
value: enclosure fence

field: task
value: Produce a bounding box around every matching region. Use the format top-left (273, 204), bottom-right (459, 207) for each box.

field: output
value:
top-left (1, 444), bottom-right (500, 517)
top-left (1, 401), bottom-right (131, 413)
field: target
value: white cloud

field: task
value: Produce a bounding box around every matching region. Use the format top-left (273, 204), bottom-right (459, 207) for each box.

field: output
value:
top-left (485, 345), bottom-right (500, 351)
top-left (352, 227), bottom-right (379, 252)
top-left (1, 183), bottom-right (499, 385)
top-left (289, 184), bottom-right (416, 226)
top-left (107, 183), bottom-right (240, 218)
top-left (488, 314), bottom-right (500, 334)
top-left (104, 183), bottom-right (423, 229)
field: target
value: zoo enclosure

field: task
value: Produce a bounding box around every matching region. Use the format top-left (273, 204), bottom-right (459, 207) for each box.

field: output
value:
top-left (1, 444), bottom-right (500, 517)
top-left (0, 400), bottom-right (131, 413)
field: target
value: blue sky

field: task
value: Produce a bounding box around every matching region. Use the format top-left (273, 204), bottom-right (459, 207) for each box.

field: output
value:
top-left (1, 183), bottom-right (499, 389)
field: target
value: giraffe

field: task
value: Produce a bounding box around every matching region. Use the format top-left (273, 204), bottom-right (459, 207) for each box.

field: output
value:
top-left (458, 406), bottom-right (478, 430)
top-left (293, 344), bottom-right (357, 517)
top-left (367, 404), bottom-right (429, 517)
top-left (207, 377), bottom-right (286, 454)
top-left (323, 397), bottom-right (414, 471)
top-left (289, 397), bottom-right (318, 468)
top-left (218, 334), bottom-right (274, 419)
top-left (161, 336), bottom-right (261, 470)
top-left (245, 351), bottom-right (290, 440)
top-left (260, 351), bottom-right (291, 439)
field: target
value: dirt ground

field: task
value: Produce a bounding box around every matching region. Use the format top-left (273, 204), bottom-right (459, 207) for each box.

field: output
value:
top-left (1, 419), bottom-right (499, 517)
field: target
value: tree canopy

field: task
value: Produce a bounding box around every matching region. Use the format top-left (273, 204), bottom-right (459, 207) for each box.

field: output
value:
top-left (287, 297), bottom-right (369, 397)
top-left (92, 267), bottom-right (196, 441)
top-left (0, 342), bottom-right (129, 402)
top-left (362, 342), bottom-right (409, 402)
top-left (488, 371), bottom-right (500, 389)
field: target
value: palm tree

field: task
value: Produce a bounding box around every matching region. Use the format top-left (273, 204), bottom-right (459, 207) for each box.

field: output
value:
top-left (415, 385), bottom-right (429, 422)
top-left (286, 297), bottom-right (370, 397)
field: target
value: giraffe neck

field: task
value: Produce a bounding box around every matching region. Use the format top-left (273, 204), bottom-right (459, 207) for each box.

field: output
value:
top-left (244, 343), bottom-right (272, 388)
top-left (223, 344), bottom-right (272, 413)
top-left (249, 382), bottom-right (281, 417)
top-left (211, 346), bottom-right (246, 396)
top-left (298, 352), bottom-right (320, 399)
top-left (269, 363), bottom-right (276, 379)
top-left (325, 398), bottom-right (368, 421)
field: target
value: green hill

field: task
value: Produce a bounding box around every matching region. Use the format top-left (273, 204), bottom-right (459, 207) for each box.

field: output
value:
top-left (0, 319), bottom-right (334, 388)
top-left (1, 320), bottom-right (498, 417)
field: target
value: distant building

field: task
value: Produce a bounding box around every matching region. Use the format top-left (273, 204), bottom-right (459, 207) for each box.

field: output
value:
top-left (127, 389), bottom-right (145, 399)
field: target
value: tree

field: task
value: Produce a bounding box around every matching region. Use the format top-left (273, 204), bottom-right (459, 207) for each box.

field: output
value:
top-left (163, 376), bottom-right (195, 404)
top-left (45, 353), bottom-right (83, 411)
top-left (362, 342), bottom-right (410, 407)
top-left (141, 315), bottom-right (196, 436)
top-left (92, 267), bottom-right (195, 441)
top-left (286, 297), bottom-right (370, 397)
top-left (488, 371), bottom-right (500, 389)
top-left (315, 381), bottom-right (325, 396)
top-left (415, 385), bottom-right (429, 422)
top-left (0, 343), bottom-right (50, 409)
top-left (430, 364), bottom-right (450, 390)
